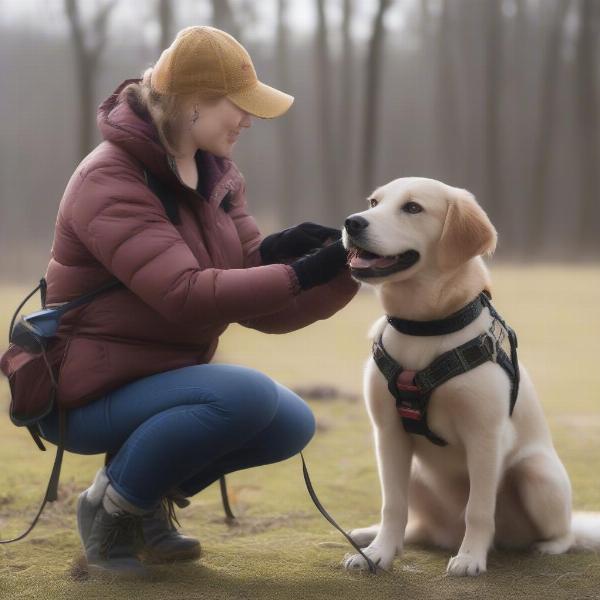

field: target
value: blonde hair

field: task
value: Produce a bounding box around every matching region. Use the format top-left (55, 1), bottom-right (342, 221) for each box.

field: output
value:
top-left (119, 66), bottom-right (223, 158)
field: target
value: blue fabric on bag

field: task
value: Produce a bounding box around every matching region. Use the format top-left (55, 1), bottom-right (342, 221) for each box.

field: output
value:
top-left (38, 364), bottom-right (316, 510)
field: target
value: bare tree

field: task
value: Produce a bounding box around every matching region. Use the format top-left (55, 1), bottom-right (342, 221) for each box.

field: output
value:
top-left (65, 0), bottom-right (117, 159)
top-left (483, 0), bottom-right (502, 225)
top-left (361, 0), bottom-right (392, 196)
top-left (339, 0), bottom-right (354, 209)
top-left (210, 0), bottom-right (240, 40)
top-left (276, 0), bottom-right (298, 226)
top-left (158, 0), bottom-right (174, 51)
top-left (575, 0), bottom-right (600, 255)
top-left (528, 0), bottom-right (569, 255)
top-left (314, 0), bottom-right (339, 224)
top-left (429, 0), bottom-right (462, 183)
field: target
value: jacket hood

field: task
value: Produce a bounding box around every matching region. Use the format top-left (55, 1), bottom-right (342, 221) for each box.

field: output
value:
top-left (97, 78), bottom-right (235, 195)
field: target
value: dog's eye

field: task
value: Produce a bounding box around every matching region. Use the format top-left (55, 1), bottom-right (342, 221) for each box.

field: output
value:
top-left (402, 201), bottom-right (423, 214)
top-left (368, 198), bottom-right (378, 208)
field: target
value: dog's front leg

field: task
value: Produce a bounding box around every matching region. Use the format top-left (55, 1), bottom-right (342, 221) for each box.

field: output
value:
top-left (446, 427), bottom-right (503, 577)
top-left (343, 421), bottom-right (412, 573)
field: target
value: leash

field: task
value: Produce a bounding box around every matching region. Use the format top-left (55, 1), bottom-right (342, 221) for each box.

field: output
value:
top-left (217, 453), bottom-right (378, 574)
top-left (300, 452), bottom-right (378, 573)
top-left (0, 398), bottom-right (67, 544)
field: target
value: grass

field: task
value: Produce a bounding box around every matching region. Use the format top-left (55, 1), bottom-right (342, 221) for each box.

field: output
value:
top-left (0, 264), bottom-right (599, 599)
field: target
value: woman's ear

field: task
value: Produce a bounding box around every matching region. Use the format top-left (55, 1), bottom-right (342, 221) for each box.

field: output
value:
top-left (437, 188), bottom-right (497, 270)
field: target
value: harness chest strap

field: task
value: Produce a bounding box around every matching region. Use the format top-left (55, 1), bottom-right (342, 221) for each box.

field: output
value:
top-left (372, 296), bottom-right (519, 447)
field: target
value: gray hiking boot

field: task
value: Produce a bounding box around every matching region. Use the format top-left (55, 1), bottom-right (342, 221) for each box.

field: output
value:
top-left (77, 468), bottom-right (200, 568)
top-left (83, 502), bottom-right (148, 575)
top-left (77, 473), bottom-right (150, 575)
top-left (137, 495), bottom-right (202, 564)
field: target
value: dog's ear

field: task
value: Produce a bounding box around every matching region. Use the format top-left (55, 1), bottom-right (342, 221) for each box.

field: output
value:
top-left (437, 188), bottom-right (497, 270)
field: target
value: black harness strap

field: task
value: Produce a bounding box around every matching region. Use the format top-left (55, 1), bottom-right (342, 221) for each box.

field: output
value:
top-left (387, 293), bottom-right (488, 336)
top-left (480, 293), bottom-right (520, 413)
top-left (373, 293), bottom-right (520, 447)
top-left (372, 335), bottom-right (447, 446)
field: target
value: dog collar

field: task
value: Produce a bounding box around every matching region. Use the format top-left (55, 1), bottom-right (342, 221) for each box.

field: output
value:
top-left (386, 290), bottom-right (491, 337)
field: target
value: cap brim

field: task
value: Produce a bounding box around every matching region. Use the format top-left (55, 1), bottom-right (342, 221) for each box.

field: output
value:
top-left (227, 81), bottom-right (294, 119)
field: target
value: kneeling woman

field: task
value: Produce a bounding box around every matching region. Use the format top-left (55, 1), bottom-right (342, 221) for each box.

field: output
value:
top-left (36, 26), bottom-right (359, 573)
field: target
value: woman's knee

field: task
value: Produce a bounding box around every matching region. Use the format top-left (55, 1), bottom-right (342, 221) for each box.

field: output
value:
top-left (293, 396), bottom-right (316, 451)
top-left (205, 364), bottom-right (280, 432)
top-left (272, 384), bottom-right (317, 457)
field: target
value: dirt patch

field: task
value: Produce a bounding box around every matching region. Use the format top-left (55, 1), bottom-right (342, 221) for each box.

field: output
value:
top-left (292, 385), bottom-right (360, 403)
top-left (0, 493), bottom-right (15, 507)
top-left (5, 563), bottom-right (29, 572)
top-left (214, 511), bottom-right (316, 538)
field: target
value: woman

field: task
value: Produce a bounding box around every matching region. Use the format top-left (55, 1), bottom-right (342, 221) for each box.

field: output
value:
top-left (34, 26), bottom-right (360, 574)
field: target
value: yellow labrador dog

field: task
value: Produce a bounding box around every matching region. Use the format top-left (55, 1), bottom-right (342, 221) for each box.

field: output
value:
top-left (341, 177), bottom-right (599, 576)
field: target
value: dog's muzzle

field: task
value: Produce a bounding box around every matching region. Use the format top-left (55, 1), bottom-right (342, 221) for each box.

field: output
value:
top-left (346, 246), bottom-right (420, 279)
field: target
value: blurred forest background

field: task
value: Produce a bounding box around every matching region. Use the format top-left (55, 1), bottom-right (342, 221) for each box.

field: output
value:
top-left (1, 0), bottom-right (599, 282)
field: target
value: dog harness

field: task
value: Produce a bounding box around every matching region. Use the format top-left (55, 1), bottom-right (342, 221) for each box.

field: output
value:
top-left (372, 291), bottom-right (520, 446)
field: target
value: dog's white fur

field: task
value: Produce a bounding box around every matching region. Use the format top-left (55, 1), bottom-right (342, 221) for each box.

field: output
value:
top-left (341, 177), bottom-right (600, 576)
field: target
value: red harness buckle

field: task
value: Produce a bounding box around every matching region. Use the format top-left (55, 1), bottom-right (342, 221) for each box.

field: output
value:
top-left (395, 370), bottom-right (423, 420)
top-left (398, 406), bottom-right (422, 420)
top-left (396, 369), bottom-right (419, 392)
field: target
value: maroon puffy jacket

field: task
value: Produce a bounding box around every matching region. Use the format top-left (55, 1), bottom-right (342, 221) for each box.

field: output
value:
top-left (1, 78), bottom-right (359, 412)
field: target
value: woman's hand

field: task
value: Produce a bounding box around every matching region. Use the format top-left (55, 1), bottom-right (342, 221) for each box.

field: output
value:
top-left (290, 239), bottom-right (349, 291)
top-left (259, 222), bottom-right (341, 265)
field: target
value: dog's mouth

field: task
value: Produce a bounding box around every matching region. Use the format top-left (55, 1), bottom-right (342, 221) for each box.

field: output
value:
top-left (347, 245), bottom-right (420, 279)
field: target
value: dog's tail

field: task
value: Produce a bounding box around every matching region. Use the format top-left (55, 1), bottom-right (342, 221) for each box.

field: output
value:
top-left (571, 511), bottom-right (600, 550)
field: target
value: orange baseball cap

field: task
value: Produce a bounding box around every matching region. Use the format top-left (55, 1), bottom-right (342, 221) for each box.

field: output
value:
top-left (150, 26), bottom-right (294, 119)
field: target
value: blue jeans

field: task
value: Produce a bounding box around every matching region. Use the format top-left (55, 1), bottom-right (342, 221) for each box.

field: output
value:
top-left (38, 364), bottom-right (316, 510)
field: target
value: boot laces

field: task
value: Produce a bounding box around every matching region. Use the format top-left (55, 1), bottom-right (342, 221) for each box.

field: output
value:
top-left (161, 496), bottom-right (182, 531)
top-left (99, 511), bottom-right (146, 559)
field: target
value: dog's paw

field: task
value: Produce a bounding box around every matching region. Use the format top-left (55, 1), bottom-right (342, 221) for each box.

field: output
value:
top-left (534, 533), bottom-right (573, 555)
top-left (342, 543), bottom-right (395, 573)
top-left (446, 553), bottom-right (486, 577)
top-left (347, 524), bottom-right (380, 548)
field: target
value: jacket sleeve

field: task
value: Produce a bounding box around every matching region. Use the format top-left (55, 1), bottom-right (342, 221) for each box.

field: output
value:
top-left (69, 166), bottom-right (301, 326)
top-left (226, 184), bottom-right (361, 334)
top-left (238, 269), bottom-right (361, 333)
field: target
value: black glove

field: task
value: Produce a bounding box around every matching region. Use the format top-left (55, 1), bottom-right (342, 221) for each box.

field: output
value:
top-left (290, 239), bottom-right (349, 291)
top-left (259, 222), bottom-right (342, 265)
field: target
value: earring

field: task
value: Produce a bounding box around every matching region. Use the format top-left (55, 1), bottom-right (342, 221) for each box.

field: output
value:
top-left (190, 106), bottom-right (199, 125)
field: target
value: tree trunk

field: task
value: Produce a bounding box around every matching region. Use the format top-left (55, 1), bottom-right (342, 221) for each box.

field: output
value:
top-left (528, 0), bottom-right (569, 256)
top-left (65, 0), bottom-right (116, 160)
top-left (158, 0), bottom-right (174, 51)
top-left (361, 0), bottom-right (392, 196)
top-left (276, 0), bottom-right (297, 226)
top-left (314, 0), bottom-right (338, 225)
top-left (211, 0), bottom-right (240, 40)
top-left (483, 0), bottom-right (502, 226)
top-left (575, 0), bottom-right (600, 255)
top-left (434, 0), bottom-right (461, 183)
top-left (339, 0), bottom-right (354, 213)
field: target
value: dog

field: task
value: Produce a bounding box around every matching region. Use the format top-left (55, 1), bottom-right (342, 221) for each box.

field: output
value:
top-left (340, 177), bottom-right (600, 576)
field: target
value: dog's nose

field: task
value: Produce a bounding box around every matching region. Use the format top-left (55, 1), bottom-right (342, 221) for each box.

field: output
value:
top-left (345, 216), bottom-right (369, 236)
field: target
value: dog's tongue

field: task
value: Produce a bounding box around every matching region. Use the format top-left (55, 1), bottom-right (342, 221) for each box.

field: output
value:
top-left (349, 254), bottom-right (398, 269)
